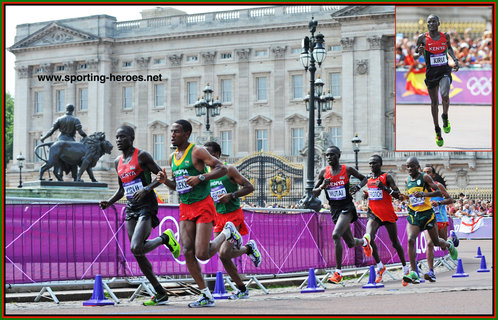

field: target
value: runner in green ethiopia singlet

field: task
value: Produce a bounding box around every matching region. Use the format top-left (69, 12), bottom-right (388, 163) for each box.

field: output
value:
top-left (208, 164), bottom-right (240, 214)
top-left (406, 172), bottom-right (435, 230)
top-left (171, 143), bottom-right (210, 204)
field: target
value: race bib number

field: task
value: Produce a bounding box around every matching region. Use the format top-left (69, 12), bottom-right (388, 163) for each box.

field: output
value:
top-left (175, 175), bottom-right (192, 194)
top-left (409, 194), bottom-right (425, 207)
top-left (368, 188), bottom-right (383, 200)
top-left (326, 186), bottom-right (347, 200)
top-left (430, 53), bottom-right (447, 66)
top-left (123, 179), bottom-right (144, 199)
top-left (210, 185), bottom-right (227, 203)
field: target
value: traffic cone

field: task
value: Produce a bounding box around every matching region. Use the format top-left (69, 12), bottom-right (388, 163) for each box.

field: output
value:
top-left (83, 275), bottom-right (114, 306)
top-left (362, 265), bottom-right (384, 289)
top-left (416, 264), bottom-right (425, 283)
top-left (477, 256), bottom-right (490, 272)
top-left (301, 268), bottom-right (325, 293)
top-left (475, 247), bottom-right (483, 258)
top-left (212, 271), bottom-right (230, 299)
top-left (452, 259), bottom-right (469, 278)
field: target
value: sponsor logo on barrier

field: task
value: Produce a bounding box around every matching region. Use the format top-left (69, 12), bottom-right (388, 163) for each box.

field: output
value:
top-left (415, 232), bottom-right (441, 254)
top-left (467, 77), bottom-right (492, 96)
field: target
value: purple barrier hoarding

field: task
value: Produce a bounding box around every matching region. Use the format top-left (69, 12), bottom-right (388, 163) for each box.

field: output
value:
top-left (5, 203), bottom-right (450, 284)
top-left (396, 69), bottom-right (492, 105)
top-left (452, 217), bottom-right (492, 239)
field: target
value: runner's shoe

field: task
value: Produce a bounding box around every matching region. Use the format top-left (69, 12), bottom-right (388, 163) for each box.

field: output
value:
top-left (224, 221), bottom-right (242, 249)
top-left (246, 240), bottom-right (262, 267)
top-left (402, 271), bottom-right (420, 284)
top-left (228, 289), bottom-right (249, 300)
top-left (448, 239), bottom-right (458, 260)
top-left (362, 234), bottom-right (372, 257)
top-left (424, 270), bottom-right (437, 282)
top-left (375, 266), bottom-right (386, 283)
top-left (450, 230), bottom-right (460, 247)
top-left (442, 114), bottom-right (451, 133)
top-left (143, 292), bottom-right (169, 306)
top-left (435, 127), bottom-right (444, 147)
top-left (161, 229), bottom-right (181, 258)
top-left (328, 272), bottom-right (343, 284)
top-left (188, 294), bottom-right (215, 308)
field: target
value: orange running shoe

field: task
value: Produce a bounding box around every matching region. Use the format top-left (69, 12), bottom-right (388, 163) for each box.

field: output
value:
top-left (362, 234), bottom-right (372, 257)
top-left (375, 266), bottom-right (386, 283)
top-left (328, 271), bottom-right (343, 284)
top-left (401, 270), bottom-right (410, 286)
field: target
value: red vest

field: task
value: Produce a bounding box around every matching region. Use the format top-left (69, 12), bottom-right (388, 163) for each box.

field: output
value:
top-left (117, 148), bottom-right (144, 199)
top-left (425, 32), bottom-right (448, 54)
top-left (367, 173), bottom-right (397, 222)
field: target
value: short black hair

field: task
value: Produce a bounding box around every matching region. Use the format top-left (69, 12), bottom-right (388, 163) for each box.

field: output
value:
top-left (174, 119), bottom-right (192, 133)
top-left (326, 146), bottom-right (341, 153)
top-left (117, 125), bottom-right (135, 140)
top-left (370, 154), bottom-right (383, 165)
top-left (204, 141), bottom-right (222, 154)
top-left (428, 14), bottom-right (440, 24)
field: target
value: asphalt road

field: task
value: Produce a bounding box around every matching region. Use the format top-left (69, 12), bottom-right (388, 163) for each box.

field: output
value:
top-left (4, 240), bottom-right (494, 316)
top-left (395, 104), bottom-right (492, 151)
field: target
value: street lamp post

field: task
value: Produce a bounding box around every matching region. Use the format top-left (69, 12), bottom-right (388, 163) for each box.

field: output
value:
top-left (16, 152), bottom-right (25, 188)
top-left (304, 77), bottom-right (334, 127)
top-left (351, 133), bottom-right (362, 170)
top-left (194, 83), bottom-right (222, 132)
top-left (299, 17), bottom-right (327, 211)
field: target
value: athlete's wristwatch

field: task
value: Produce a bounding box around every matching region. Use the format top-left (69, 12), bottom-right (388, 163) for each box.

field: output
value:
top-left (144, 186), bottom-right (151, 192)
top-left (198, 174), bottom-right (206, 182)
top-left (231, 192), bottom-right (238, 199)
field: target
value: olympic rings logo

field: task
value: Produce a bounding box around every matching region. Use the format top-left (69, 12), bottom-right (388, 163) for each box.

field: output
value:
top-left (158, 216), bottom-right (210, 265)
top-left (467, 77), bottom-right (492, 96)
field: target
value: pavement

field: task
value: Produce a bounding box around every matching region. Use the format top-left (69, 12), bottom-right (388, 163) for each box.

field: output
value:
top-left (395, 104), bottom-right (492, 151)
top-left (4, 239), bottom-right (495, 316)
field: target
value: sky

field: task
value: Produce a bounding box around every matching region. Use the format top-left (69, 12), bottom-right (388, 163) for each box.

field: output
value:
top-left (4, 4), bottom-right (264, 95)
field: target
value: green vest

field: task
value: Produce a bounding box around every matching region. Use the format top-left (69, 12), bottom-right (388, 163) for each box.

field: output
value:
top-left (406, 172), bottom-right (432, 212)
top-left (209, 165), bottom-right (240, 214)
top-left (171, 143), bottom-right (210, 204)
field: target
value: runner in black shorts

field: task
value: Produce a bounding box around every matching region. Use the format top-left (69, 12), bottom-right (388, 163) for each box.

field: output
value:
top-left (313, 146), bottom-right (372, 284)
top-left (100, 126), bottom-right (181, 306)
top-left (415, 15), bottom-right (459, 147)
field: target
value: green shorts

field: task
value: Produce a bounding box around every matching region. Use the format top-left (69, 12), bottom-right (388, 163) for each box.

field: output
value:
top-left (407, 208), bottom-right (436, 231)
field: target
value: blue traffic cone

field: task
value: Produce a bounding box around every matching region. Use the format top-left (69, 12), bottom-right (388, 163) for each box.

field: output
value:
top-left (212, 271), bottom-right (230, 299)
top-left (83, 275), bottom-right (114, 306)
top-left (362, 265), bottom-right (384, 289)
top-left (416, 264), bottom-right (425, 283)
top-left (477, 256), bottom-right (490, 273)
top-left (301, 268), bottom-right (325, 293)
top-left (452, 259), bottom-right (469, 278)
top-left (475, 247), bottom-right (483, 258)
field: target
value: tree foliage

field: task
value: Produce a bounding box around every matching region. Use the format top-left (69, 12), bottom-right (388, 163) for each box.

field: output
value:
top-left (5, 92), bottom-right (14, 168)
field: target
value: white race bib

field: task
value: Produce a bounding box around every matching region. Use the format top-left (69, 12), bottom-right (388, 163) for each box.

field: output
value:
top-left (409, 194), bottom-right (425, 207)
top-left (430, 53), bottom-right (447, 66)
top-left (175, 175), bottom-right (192, 194)
top-left (210, 185), bottom-right (227, 203)
top-left (123, 179), bottom-right (144, 199)
top-left (326, 186), bottom-right (347, 200)
top-left (368, 188), bottom-right (383, 200)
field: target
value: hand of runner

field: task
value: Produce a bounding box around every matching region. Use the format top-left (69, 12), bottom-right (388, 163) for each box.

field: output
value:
top-left (99, 201), bottom-right (111, 210)
top-left (185, 175), bottom-right (200, 187)
top-left (157, 168), bottom-right (167, 183)
top-left (217, 193), bottom-right (232, 204)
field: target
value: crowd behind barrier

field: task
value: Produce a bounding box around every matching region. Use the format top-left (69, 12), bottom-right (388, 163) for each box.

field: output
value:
top-left (5, 201), bottom-right (451, 285)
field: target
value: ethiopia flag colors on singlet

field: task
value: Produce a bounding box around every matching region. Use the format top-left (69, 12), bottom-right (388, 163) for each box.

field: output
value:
top-left (406, 172), bottom-right (432, 212)
top-left (208, 163), bottom-right (240, 214)
top-left (118, 148), bottom-right (152, 200)
top-left (367, 173), bottom-right (397, 223)
top-left (171, 143), bottom-right (210, 204)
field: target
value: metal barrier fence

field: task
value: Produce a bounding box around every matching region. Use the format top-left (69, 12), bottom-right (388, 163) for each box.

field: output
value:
top-left (5, 199), bottom-right (450, 285)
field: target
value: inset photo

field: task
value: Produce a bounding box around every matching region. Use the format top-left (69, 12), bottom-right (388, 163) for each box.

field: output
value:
top-left (395, 6), bottom-right (493, 151)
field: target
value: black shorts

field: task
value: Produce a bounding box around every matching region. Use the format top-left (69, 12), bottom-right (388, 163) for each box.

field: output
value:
top-left (425, 71), bottom-right (452, 89)
top-left (125, 206), bottom-right (159, 229)
top-left (367, 209), bottom-right (395, 227)
top-left (329, 201), bottom-right (358, 224)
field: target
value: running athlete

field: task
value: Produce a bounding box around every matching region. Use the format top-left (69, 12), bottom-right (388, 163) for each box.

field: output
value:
top-left (157, 120), bottom-right (240, 308)
top-left (204, 141), bottom-right (262, 300)
top-left (402, 157), bottom-right (458, 284)
top-left (312, 146), bottom-right (372, 284)
top-left (422, 166), bottom-right (459, 282)
top-left (100, 126), bottom-right (181, 306)
top-left (363, 155), bottom-right (409, 283)
top-left (415, 14), bottom-right (459, 147)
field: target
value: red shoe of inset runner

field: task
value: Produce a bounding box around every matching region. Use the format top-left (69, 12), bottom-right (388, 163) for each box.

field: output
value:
top-left (375, 266), bottom-right (386, 283)
top-left (328, 271), bottom-right (343, 284)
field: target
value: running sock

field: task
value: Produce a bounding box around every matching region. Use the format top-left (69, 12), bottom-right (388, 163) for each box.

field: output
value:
top-left (200, 287), bottom-right (214, 300)
top-left (362, 238), bottom-right (368, 246)
top-left (402, 265), bottom-right (409, 274)
top-left (160, 232), bottom-right (169, 244)
top-left (154, 286), bottom-right (166, 296)
top-left (335, 269), bottom-right (342, 275)
top-left (377, 262), bottom-right (384, 270)
top-left (237, 284), bottom-right (247, 292)
top-left (245, 244), bottom-right (253, 255)
top-left (221, 227), bottom-right (231, 240)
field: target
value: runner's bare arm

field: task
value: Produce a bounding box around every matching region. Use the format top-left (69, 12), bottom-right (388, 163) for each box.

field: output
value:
top-left (444, 33), bottom-right (459, 71)
top-left (133, 150), bottom-right (162, 201)
top-left (312, 168), bottom-right (326, 197)
top-left (190, 146), bottom-right (227, 185)
top-left (100, 158), bottom-right (124, 209)
top-left (218, 165), bottom-right (254, 204)
top-left (414, 34), bottom-right (425, 59)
